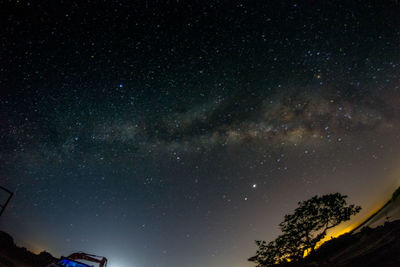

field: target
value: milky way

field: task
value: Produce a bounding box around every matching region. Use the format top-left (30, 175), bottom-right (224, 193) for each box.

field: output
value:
top-left (1, 1), bottom-right (400, 267)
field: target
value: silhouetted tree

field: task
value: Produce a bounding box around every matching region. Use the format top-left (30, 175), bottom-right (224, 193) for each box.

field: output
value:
top-left (249, 193), bottom-right (361, 266)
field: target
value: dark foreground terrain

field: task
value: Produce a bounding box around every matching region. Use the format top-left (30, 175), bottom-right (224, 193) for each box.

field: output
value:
top-left (277, 219), bottom-right (400, 267)
top-left (0, 231), bottom-right (56, 267)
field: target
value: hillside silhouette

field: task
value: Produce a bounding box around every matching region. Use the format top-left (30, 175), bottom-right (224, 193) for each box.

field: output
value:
top-left (259, 186), bottom-right (400, 267)
top-left (0, 231), bottom-right (56, 267)
top-left (274, 219), bottom-right (400, 267)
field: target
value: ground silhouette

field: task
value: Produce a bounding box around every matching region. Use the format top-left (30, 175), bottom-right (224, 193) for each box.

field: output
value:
top-left (273, 219), bottom-right (400, 267)
top-left (0, 231), bottom-right (56, 267)
top-left (249, 193), bottom-right (361, 266)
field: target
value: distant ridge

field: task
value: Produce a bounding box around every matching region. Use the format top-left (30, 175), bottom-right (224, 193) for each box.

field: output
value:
top-left (351, 186), bottom-right (400, 233)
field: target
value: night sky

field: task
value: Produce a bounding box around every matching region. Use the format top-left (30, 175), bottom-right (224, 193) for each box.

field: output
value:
top-left (1, 1), bottom-right (400, 267)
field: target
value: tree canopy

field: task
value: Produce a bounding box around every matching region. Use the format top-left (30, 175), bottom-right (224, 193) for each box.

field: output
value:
top-left (249, 193), bottom-right (361, 266)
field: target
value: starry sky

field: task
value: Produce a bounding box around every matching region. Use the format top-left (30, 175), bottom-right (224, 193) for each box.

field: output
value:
top-left (1, 1), bottom-right (400, 267)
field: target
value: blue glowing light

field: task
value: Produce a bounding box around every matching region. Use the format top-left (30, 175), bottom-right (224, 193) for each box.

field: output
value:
top-left (58, 259), bottom-right (90, 267)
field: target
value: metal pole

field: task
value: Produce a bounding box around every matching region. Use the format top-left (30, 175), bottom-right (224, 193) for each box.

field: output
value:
top-left (0, 185), bottom-right (13, 217)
